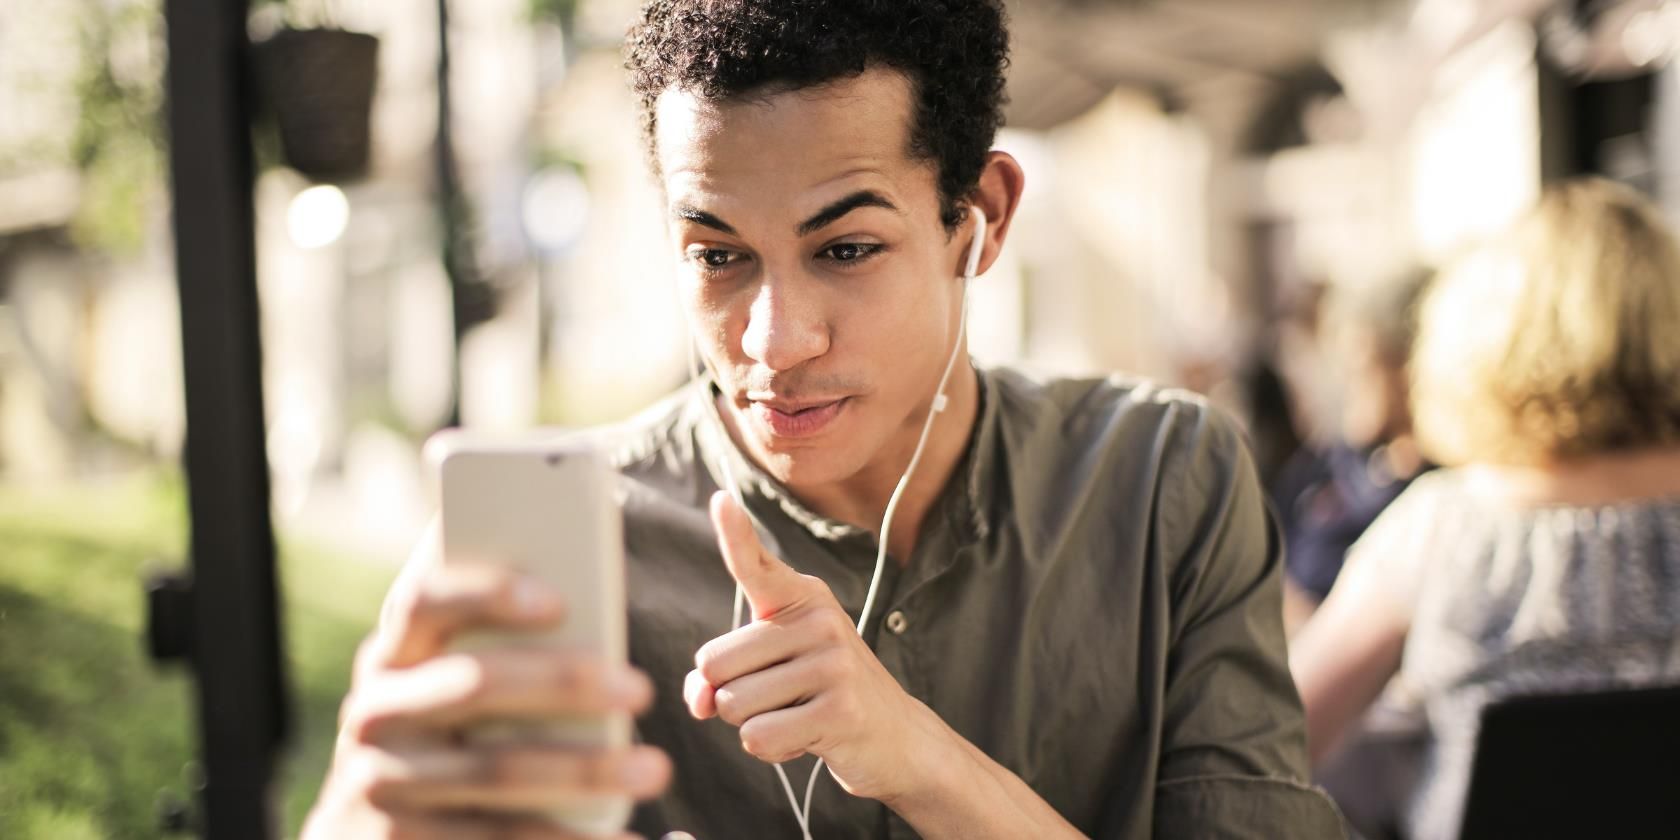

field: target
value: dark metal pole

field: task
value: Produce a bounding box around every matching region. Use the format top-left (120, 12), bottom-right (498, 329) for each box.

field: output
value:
top-left (436, 0), bottom-right (496, 428)
top-left (157, 0), bottom-right (291, 835)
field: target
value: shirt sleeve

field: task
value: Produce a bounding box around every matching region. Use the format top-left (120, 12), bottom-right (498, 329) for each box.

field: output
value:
top-left (1146, 403), bottom-right (1346, 839)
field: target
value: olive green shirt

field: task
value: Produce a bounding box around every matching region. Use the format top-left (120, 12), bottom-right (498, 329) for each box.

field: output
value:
top-left (607, 366), bottom-right (1343, 839)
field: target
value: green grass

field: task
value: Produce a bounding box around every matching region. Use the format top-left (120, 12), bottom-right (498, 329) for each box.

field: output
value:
top-left (0, 474), bottom-right (396, 839)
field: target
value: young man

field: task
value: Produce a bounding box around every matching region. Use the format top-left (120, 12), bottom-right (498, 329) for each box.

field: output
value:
top-left (304, 1), bottom-right (1344, 838)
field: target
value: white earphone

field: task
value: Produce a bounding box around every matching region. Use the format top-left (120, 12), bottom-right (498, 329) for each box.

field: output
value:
top-left (692, 206), bottom-right (988, 840)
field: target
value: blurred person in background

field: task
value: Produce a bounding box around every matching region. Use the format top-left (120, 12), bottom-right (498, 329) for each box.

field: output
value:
top-left (1291, 178), bottom-right (1680, 840)
top-left (303, 1), bottom-right (1343, 838)
top-left (1272, 271), bottom-right (1433, 636)
top-left (1236, 357), bottom-right (1305, 495)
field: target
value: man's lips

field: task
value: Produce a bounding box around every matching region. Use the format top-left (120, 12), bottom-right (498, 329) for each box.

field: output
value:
top-left (748, 396), bottom-right (849, 439)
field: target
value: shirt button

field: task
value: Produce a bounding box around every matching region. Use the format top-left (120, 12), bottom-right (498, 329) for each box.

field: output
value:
top-left (885, 610), bottom-right (909, 635)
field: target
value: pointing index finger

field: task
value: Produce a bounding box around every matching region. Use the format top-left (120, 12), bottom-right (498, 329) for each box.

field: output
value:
top-left (710, 491), bottom-right (809, 621)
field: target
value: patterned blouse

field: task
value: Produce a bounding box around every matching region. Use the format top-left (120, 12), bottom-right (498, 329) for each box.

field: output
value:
top-left (1340, 468), bottom-right (1680, 840)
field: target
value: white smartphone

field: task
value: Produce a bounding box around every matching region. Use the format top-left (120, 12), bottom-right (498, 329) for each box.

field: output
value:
top-left (423, 430), bottom-right (631, 837)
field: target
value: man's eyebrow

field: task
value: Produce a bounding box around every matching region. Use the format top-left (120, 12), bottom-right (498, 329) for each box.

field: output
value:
top-left (796, 190), bottom-right (901, 237)
top-left (672, 205), bottom-right (737, 236)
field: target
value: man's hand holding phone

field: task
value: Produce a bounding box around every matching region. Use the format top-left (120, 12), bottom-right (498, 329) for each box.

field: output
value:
top-left (302, 530), bottom-right (672, 839)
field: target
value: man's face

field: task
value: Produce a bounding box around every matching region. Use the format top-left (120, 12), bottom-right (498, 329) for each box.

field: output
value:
top-left (655, 68), bottom-right (971, 489)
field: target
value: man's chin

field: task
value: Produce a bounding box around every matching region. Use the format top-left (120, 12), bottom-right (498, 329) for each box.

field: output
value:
top-left (749, 444), bottom-right (858, 489)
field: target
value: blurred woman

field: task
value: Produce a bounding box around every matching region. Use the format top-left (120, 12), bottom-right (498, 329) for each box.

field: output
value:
top-left (1275, 270), bottom-right (1433, 636)
top-left (1291, 178), bottom-right (1680, 840)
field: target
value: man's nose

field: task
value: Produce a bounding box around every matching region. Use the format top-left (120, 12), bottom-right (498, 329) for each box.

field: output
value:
top-left (739, 276), bottom-right (829, 373)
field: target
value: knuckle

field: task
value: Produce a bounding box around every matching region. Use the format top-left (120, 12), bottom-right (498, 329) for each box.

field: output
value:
top-left (336, 687), bottom-right (361, 732)
top-left (478, 576), bottom-right (519, 619)
top-left (476, 566), bottom-right (525, 611)
top-left (738, 716), bottom-right (794, 762)
top-left (385, 583), bottom-right (427, 635)
top-left (712, 686), bottom-right (742, 726)
top-left (546, 653), bottom-right (604, 702)
top-left (819, 690), bottom-right (858, 726)
top-left (456, 746), bottom-right (507, 789)
top-left (801, 574), bottom-right (841, 606)
top-left (447, 655), bottom-right (495, 704)
top-left (697, 662), bottom-right (724, 688)
top-left (695, 648), bottom-right (727, 687)
top-left (576, 750), bottom-right (621, 790)
top-left (836, 691), bottom-right (862, 720)
top-left (814, 607), bottom-right (853, 642)
top-left (471, 654), bottom-right (512, 701)
top-left (692, 641), bottom-right (716, 672)
top-left (480, 748), bottom-right (532, 788)
top-left (484, 747), bottom-right (613, 795)
top-left (813, 648), bottom-right (850, 683)
top-left (353, 636), bottom-right (386, 676)
top-left (737, 721), bottom-right (769, 758)
top-left (413, 564), bottom-right (509, 628)
top-left (338, 750), bottom-right (397, 806)
top-left (360, 773), bottom-right (405, 811)
top-left (349, 714), bottom-right (397, 748)
top-left (340, 695), bottom-right (383, 744)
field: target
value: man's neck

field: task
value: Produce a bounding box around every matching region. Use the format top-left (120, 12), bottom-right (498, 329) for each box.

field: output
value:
top-left (719, 363), bottom-right (981, 565)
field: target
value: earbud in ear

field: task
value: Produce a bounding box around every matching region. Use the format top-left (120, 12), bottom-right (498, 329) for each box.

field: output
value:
top-left (964, 206), bottom-right (988, 281)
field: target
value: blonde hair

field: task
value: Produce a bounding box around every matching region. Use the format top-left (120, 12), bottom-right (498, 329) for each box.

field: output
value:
top-left (1411, 178), bottom-right (1680, 466)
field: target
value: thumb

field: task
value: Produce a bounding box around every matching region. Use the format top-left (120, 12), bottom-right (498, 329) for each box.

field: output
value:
top-left (711, 491), bottom-right (807, 620)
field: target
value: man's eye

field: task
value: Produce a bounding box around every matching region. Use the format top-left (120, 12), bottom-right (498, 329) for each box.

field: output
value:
top-left (690, 248), bottom-right (738, 269)
top-left (821, 243), bottom-right (881, 263)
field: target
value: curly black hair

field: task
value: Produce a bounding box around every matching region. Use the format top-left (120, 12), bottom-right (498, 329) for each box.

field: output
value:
top-left (624, 0), bottom-right (1010, 230)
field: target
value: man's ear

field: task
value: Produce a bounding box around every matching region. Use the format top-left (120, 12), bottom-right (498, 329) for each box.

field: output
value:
top-left (966, 151), bottom-right (1026, 276)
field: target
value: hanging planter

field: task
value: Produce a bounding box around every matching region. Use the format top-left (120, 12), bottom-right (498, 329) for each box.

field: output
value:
top-left (253, 27), bottom-right (380, 182)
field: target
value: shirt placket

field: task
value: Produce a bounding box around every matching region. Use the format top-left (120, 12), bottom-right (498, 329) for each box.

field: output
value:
top-left (876, 518), bottom-right (979, 840)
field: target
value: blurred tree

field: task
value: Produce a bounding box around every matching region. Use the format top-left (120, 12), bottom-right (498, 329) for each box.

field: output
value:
top-left (66, 0), bottom-right (356, 255)
top-left (69, 0), bottom-right (164, 255)
top-left (528, 0), bottom-right (582, 27)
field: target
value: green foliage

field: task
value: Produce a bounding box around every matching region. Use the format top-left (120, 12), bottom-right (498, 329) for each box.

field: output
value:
top-left (528, 0), bottom-right (582, 26)
top-left (68, 0), bottom-right (165, 255)
top-left (0, 475), bottom-right (395, 839)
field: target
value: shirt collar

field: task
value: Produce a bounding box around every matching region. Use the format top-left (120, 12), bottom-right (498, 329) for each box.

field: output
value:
top-left (952, 365), bottom-right (997, 544)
